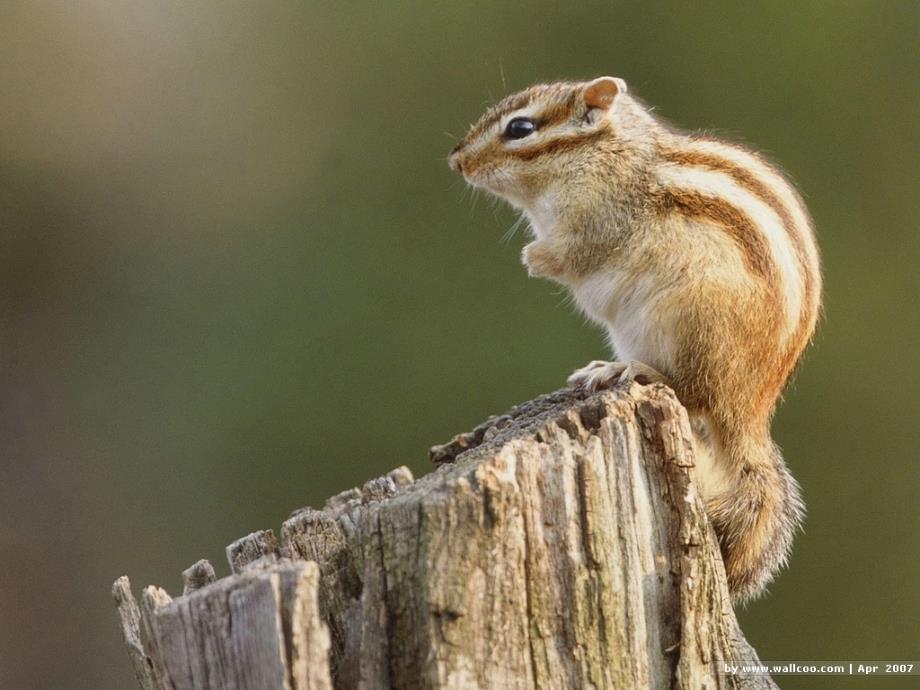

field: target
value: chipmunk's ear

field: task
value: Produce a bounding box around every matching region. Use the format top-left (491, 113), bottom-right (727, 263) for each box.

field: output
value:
top-left (583, 77), bottom-right (626, 110)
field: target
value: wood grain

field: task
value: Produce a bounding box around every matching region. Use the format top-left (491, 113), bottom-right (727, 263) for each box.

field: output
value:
top-left (114, 383), bottom-right (777, 689)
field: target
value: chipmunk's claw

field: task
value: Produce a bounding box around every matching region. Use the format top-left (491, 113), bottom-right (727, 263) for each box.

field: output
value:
top-left (567, 360), bottom-right (628, 391)
top-left (567, 360), bottom-right (668, 392)
top-left (618, 361), bottom-right (669, 386)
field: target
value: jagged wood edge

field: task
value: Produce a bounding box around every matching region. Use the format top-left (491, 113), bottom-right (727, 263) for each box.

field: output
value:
top-left (114, 383), bottom-right (777, 689)
top-left (279, 383), bottom-right (777, 689)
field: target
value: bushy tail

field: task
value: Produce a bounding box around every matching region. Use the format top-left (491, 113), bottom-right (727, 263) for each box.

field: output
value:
top-left (704, 436), bottom-right (804, 603)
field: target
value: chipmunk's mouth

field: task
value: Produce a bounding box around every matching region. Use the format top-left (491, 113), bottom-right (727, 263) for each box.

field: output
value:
top-left (453, 160), bottom-right (497, 190)
top-left (448, 148), bottom-right (515, 200)
top-left (467, 170), bottom-right (501, 196)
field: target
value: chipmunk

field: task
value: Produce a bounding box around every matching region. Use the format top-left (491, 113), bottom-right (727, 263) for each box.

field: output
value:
top-left (448, 77), bottom-right (821, 602)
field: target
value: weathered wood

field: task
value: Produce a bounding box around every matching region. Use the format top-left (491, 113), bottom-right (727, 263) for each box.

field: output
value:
top-left (113, 577), bottom-right (168, 690)
top-left (114, 383), bottom-right (777, 689)
top-left (227, 529), bottom-right (281, 574)
top-left (181, 559), bottom-right (216, 595)
top-left (115, 561), bottom-right (332, 690)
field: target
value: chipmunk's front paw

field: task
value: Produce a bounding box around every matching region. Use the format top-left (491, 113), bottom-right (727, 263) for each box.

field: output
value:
top-left (522, 240), bottom-right (564, 279)
top-left (567, 360), bottom-right (628, 392)
top-left (567, 360), bottom-right (668, 392)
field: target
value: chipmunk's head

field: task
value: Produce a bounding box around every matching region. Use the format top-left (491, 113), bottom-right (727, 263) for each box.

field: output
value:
top-left (449, 77), bottom-right (638, 208)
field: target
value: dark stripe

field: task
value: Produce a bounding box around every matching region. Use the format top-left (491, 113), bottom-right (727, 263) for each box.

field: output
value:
top-left (538, 91), bottom-right (580, 128)
top-left (661, 146), bottom-right (816, 311)
top-left (661, 146), bottom-right (819, 391)
top-left (504, 129), bottom-right (607, 161)
top-left (655, 188), bottom-right (777, 283)
top-left (470, 87), bottom-right (579, 146)
top-left (470, 93), bottom-right (533, 138)
top-left (662, 148), bottom-right (803, 249)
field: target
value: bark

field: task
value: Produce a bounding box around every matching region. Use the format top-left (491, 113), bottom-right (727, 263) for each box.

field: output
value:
top-left (113, 383), bottom-right (777, 689)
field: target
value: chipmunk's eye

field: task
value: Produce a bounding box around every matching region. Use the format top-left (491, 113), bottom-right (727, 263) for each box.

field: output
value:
top-left (505, 117), bottom-right (536, 140)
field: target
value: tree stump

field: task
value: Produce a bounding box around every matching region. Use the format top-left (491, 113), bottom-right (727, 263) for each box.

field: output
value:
top-left (113, 383), bottom-right (778, 689)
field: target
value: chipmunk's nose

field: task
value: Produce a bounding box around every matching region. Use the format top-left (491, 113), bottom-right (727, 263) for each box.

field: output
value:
top-left (448, 142), bottom-right (465, 173)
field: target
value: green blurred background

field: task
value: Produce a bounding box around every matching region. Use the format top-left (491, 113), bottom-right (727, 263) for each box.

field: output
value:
top-left (1, 2), bottom-right (917, 688)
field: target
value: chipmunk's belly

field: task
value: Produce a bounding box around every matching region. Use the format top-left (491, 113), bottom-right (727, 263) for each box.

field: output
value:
top-left (571, 270), bottom-right (679, 374)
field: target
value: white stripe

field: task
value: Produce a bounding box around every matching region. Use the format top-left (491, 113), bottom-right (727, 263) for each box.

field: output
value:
top-left (657, 163), bottom-right (805, 340)
top-left (466, 104), bottom-right (549, 160)
top-left (684, 140), bottom-right (821, 306)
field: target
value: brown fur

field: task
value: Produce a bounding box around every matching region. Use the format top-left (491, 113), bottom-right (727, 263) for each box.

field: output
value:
top-left (660, 145), bottom-right (822, 423)
top-left (505, 130), bottom-right (610, 162)
top-left (449, 78), bottom-right (821, 603)
top-left (654, 188), bottom-right (778, 283)
top-left (661, 146), bottom-right (820, 327)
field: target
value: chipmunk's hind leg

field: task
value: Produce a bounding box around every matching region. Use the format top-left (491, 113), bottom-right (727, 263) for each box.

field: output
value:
top-left (567, 359), bottom-right (669, 392)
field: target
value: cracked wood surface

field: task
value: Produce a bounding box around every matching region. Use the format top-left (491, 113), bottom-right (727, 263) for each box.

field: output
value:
top-left (114, 383), bottom-right (777, 689)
